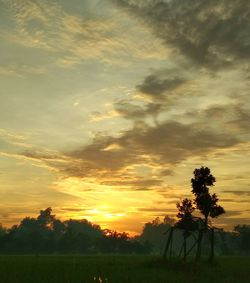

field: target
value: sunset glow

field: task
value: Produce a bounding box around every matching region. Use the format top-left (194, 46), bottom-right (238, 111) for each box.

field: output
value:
top-left (0, 0), bottom-right (250, 235)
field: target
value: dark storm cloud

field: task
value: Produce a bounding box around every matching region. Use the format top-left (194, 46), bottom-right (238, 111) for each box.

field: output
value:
top-left (113, 0), bottom-right (250, 68)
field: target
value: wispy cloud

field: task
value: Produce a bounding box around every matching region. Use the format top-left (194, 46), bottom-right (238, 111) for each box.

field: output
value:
top-left (1, 0), bottom-right (168, 69)
top-left (0, 64), bottom-right (46, 78)
top-left (1, 0), bottom-right (250, 231)
top-left (113, 0), bottom-right (250, 69)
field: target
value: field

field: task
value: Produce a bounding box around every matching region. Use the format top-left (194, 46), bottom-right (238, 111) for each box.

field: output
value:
top-left (0, 255), bottom-right (249, 283)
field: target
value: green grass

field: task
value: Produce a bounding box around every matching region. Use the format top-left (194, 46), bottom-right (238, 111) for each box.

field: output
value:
top-left (0, 255), bottom-right (249, 283)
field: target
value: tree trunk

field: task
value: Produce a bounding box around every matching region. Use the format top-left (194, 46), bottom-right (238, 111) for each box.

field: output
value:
top-left (196, 230), bottom-right (203, 261)
top-left (209, 228), bottom-right (214, 262)
top-left (163, 227), bottom-right (173, 259)
top-left (204, 215), bottom-right (208, 230)
top-left (183, 234), bottom-right (187, 261)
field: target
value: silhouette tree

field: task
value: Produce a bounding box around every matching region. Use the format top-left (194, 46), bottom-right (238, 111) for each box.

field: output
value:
top-left (191, 166), bottom-right (225, 229)
top-left (174, 199), bottom-right (198, 260)
top-left (175, 198), bottom-right (197, 231)
top-left (190, 166), bottom-right (225, 261)
top-left (234, 225), bottom-right (250, 254)
top-left (141, 216), bottom-right (175, 253)
top-left (37, 207), bottom-right (55, 229)
top-left (164, 167), bottom-right (226, 261)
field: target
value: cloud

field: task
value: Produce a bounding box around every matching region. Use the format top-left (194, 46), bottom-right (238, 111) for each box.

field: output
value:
top-left (185, 103), bottom-right (250, 138)
top-left (89, 110), bottom-right (120, 122)
top-left (99, 177), bottom-right (163, 189)
top-left (114, 100), bottom-right (163, 120)
top-left (0, 128), bottom-right (32, 150)
top-left (5, 97), bottom-right (248, 195)
top-left (137, 207), bottom-right (176, 213)
top-left (110, 0), bottom-right (250, 142)
top-left (2, 0), bottom-right (168, 68)
top-left (19, 116), bottom-right (240, 190)
top-left (0, 64), bottom-right (46, 78)
top-left (220, 198), bottom-right (250, 204)
top-left (137, 70), bottom-right (186, 101)
top-left (113, 0), bottom-right (250, 69)
top-left (59, 207), bottom-right (85, 212)
top-left (223, 190), bottom-right (250, 196)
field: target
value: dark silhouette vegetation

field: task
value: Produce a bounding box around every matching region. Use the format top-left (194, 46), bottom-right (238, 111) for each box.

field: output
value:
top-left (0, 208), bottom-right (150, 255)
top-left (163, 167), bottom-right (241, 261)
top-left (143, 218), bottom-right (250, 257)
top-left (191, 167), bottom-right (225, 228)
top-left (0, 168), bottom-right (248, 256)
top-left (0, 208), bottom-right (248, 255)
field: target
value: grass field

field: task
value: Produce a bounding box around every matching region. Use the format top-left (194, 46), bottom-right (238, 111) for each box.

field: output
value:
top-left (0, 255), bottom-right (249, 283)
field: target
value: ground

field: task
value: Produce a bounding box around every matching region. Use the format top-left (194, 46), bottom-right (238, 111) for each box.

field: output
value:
top-left (0, 255), bottom-right (249, 283)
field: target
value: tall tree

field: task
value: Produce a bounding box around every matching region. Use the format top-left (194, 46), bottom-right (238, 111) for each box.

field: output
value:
top-left (173, 199), bottom-right (199, 260)
top-left (175, 198), bottom-right (197, 231)
top-left (191, 166), bottom-right (225, 229)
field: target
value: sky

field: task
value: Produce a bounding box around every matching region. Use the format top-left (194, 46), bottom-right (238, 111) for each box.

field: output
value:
top-left (0, 0), bottom-right (250, 235)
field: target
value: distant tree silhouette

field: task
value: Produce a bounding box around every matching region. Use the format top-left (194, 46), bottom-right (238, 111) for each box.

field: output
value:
top-left (163, 216), bottom-right (175, 226)
top-left (0, 208), bottom-right (248, 256)
top-left (173, 199), bottom-right (198, 260)
top-left (37, 207), bottom-right (55, 228)
top-left (0, 224), bottom-right (6, 251)
top-left (60, 219), bottom-right (103, 253)
top-left (234, 224), bottom-right (250, 254)
top-left (191, 166), bottom-right (225, 229)
top-left (0, 208), bottom-right (151, 255)
top-left (141, 216), bottom-right (175, 253)
top-left (163, 167), bottom-right (226, 261)
top-left (175, 198), bottom-right (198, 232)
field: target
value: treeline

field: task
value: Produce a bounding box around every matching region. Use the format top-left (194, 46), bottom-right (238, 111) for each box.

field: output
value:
top-left (0, 208), bottom-right (249, 255)
top-left (0, 208), bottom-right (151, 254)
top-left (139, 217), bottom-right (250, 256)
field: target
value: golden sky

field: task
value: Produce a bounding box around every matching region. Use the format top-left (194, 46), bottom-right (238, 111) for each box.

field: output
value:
top-left (0, 0), bottom-right (250, 234)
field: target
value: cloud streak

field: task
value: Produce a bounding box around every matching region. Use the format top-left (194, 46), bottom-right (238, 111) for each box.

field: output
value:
top-left (19, 113), bottom-right (242, 190)
top-left (1, 0), bottom-right (250, 232)
top-left (113, 0), bottom-right (250, 69)
top-left (1, 0), bottom-right (167, 69)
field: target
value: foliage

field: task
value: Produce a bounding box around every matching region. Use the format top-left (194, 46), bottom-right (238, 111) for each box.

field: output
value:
top-left (191, 167), bottom-right (225, 227)
top-left (234, 225), bottom-right (250, 254)
top-left (0, 208), bottom-right (248, 256)
top-left (0, 208), bottom-right (150, 255)
top-left (175, 198), bottom-right (198, 232)
top-left (139, 216), bottom-right (175, 253)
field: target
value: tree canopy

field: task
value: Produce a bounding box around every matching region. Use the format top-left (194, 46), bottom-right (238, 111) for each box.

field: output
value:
top-left (191, 166), bottom-right (225, 228)
top-left (176, 166), bottom-right (225, 231)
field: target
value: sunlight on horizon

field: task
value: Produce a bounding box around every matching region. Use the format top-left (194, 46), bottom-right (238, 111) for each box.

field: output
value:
top-left (0, 0), bottom-right (250, 233)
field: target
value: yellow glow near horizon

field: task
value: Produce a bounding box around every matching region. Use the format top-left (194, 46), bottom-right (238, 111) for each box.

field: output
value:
top-left (0, 0), bottom-right (250, 234)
